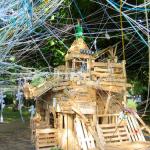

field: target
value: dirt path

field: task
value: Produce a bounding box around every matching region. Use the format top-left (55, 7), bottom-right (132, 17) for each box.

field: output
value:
top-left (0, 120), bottom-right (35, 150)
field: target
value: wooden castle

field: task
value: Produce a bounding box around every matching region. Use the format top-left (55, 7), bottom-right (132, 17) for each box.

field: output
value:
top-left (23, 37), bottom-right (150, 150)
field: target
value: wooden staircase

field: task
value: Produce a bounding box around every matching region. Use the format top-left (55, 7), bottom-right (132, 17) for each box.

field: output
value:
top-left (96, 114), bottom-right (146, 146)
top-left (24, 78), bottom-right (70, 98)
top-left (98, 123), bottom-right (130, 144)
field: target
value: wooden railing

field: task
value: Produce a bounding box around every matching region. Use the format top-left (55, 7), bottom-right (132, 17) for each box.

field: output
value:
top-left (97, 114), bottom-right (119, 124)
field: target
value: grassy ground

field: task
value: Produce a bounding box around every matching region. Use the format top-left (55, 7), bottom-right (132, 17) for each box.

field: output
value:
top-left (3, 106), bottom-right (30, 123)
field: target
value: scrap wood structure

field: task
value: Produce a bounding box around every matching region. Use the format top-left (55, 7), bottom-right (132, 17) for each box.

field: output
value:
top-left (23, 37), bottom-right (150, 150)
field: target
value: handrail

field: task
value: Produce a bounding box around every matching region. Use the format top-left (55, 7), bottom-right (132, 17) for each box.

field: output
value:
top-left (97, 114), bottom-right (119, 117)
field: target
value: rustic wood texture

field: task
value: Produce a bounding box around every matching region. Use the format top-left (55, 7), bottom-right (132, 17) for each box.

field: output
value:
top-left (105, 142), bottom-right (150, 150)
top-left (98, 123), bottom-right (130, 144)
top-left (23, 37), bottom-right (149, 150)
top-left (35, 128), bottom-right (58, 150)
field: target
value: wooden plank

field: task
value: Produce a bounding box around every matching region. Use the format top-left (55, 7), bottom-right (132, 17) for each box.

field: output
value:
top-left (77, 103), bottom-right (96, 114)
top-left (105, 136), bottom-right (129, 142)
top-left (81, 121), bottom-right (92, 149)
top-left (91, 71), bottom-right (124, 78)
top-left (99, 82), bottom-right (131, 87)
top-left (104, 94), bottom-right (111, 114)
top-left (92, 62), bottom-right (123, 68)
top-left (94, 67), bottom-right (109, 72)
top-left (37, 140), bottom-right (57, 144)
top-left (85, 81), bottom-right (126, 93)
top-left (99, 123), bottom-right (126, 128)
top-left (105, 142), bottom-right (150, 149)
top-left (100, 78), bottom-right (126, 82)
top-left (72, 106), bottom-right (104, 150)
top-left (117, 129), bottom-right (122, 143)
top-left (72, 107), bottom-right (89, 123)
top-left (96, 85), bottom-right (126, 93)
top-left (98, 114), bottom-right (119, 117)
top-left (94, 67), bottom-right (123, 75)
top-left (126, 118), bottom-right (136, 142)
top-left (129, 115), bottom-right (141, 141)
top-left (122, 60), bottom-right (126, 78)
top-left (134, 113), bottom-right (150, 134)
top-left (37, 134), bottom-right (56, 138)
top-left (65, 53), bottom-right (90, 60)
top-left (127, 116), bottom-right (138, 141)
top-left (74, 117), bottom-right (88, 150)
top-left (103, 131), bottom-right (128, 137)
top-left (36, 128), bottom-right (57, 134)
top-left (87, 131), bottom-right (95, 149)
top-left (102, 128), bottom-right (125, 133)
top-left (124, 125), bottom-right (132, 142)
top-left (52, 86), bottom-right (66, 91)
top-left (130, 115), bottom-right (145, 141)
top-left (96, 124), bottom-right (106, 147)
top-left (56, 81), bottom-right (70, 87)
top-left (37, 143), bottom-right (56, 147)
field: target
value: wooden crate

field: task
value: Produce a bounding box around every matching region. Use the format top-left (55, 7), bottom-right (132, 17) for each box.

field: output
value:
top-left (35, 128), bottom-right (58, 150)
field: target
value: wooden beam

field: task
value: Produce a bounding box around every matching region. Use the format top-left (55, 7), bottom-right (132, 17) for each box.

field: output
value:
top-left (91, 71), bottom-right (124, 78)
top-left (92, 62), bottom-right (123, 68)
top-left (72, 106), bottom-right (104, 150)
top-left (96, 124), bottom-right (106, 147)
top-left (104, 94), bottom-right (111, 114)
top-left (135, 113), bottom-right (150, 134)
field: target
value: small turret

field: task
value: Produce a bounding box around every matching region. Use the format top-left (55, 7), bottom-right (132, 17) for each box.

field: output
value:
top-left (65, 20), bottom-right (93, 72)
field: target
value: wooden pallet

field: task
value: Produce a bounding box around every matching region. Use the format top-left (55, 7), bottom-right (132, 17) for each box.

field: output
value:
top-left (126, 115), bottom-right (145, 142)
top-left (98, 123), bottom-right (130, 144)
top-left (74, 117), bottom-right (96, 150)
top-left (35, 128), bottom-right (58, 150)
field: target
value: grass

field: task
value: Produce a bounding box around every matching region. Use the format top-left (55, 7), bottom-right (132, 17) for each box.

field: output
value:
top-left (2, 106), bottom-right (30, 123)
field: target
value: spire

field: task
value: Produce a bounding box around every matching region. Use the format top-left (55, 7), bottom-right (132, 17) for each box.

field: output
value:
top-left (75, 19), bottom-right (83, 39)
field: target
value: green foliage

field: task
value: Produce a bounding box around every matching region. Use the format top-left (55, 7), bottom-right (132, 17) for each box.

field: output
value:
top-left (3, 107), bottom-right (30, 123)
top-left (9, 56), bottom-right (16, 62)
top-left (31, 77), bottom-right (45, 87)
top-left (50, 147), bottom-right (63, 150)
top-left (5, 91), bottom-right (14, 105)
top-left (129, 80), bottom-right (147, 95)
top-left (127, 99), bottom-right (137, 110)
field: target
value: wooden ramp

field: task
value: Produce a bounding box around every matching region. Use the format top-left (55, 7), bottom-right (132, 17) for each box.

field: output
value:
top-left (72, 106), bottom-right (105, 150)
top-left (35, 128), bottom-right (58, 150)
top-left (74, 117), bottom-right (96, 150)
top-left (126, 115), bottom-right (145, 142)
